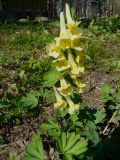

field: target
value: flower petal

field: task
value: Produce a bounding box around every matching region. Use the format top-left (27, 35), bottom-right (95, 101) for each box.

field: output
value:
top-left (54, 59), bottom-right (70, 71)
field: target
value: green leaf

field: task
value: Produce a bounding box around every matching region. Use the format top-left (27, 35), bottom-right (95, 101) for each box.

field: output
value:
top-left (114, 90), bottom-right (120, 102)
top-left (20, 92), bottom-right (38, 108)
top-left (67, 141), bottom-right (87, 155)
top-left (75, 121), bottom-right (83, 128)
top-left (21, 134), bottom-right (44, 160)
top-left (87, 121), bottom-right (96, 130)
top-left (42, 68), bottom-right (60, 87)
top-left (70, 114), bottom-right (79, 123)
top-left (82, 121), bottom-right (100, 145)
top-left (41, 123), bottom-right (55, 131)
top-left (57, 138), bottom-right (63, 152)
top-left (19, 70), bottom-right (25, 79)
top-left (51, 20), bottom-right (60, 28)
top-left (57, 132), bottom-right (88, 159)
top-left (94, 110), bottom-right (106, 124)
top-left (65, 133), bottom-right (81, 152)
top-left (41, 119), bottom-right (61, 138)
top-left (48, 119), bottom-right (60, 129)
top-left (61, 132), bottom-right (67, 151)
top-left (21, 155), bottom-right (39, 160)
top-left (58, 109), bottom-right (68, 118)
top-left (101, 84), bottom-right (112, 102)
top-left (64, 154), bottom-right (73, 160)
top-left (64, 132), bottom-right (76, 151)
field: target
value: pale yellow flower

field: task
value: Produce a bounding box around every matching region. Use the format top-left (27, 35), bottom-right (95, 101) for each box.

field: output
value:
top-left (75, 79), bottom-right (86, 93)
top-left (66, 97), bottom-right (79, 114)
top-left (75, 50), bottom-right (85, 64)
top-left (53, 87), bottom-right (67, 110)
top-left (66, 4), bottom-right (80, 35)
top-left (55, 37), bottom-right (71, 49)
top-left (55, 12), bottom-right (71, 49)
top-left (77, 87), bottom-right (85, 93)
top-left (57, 78), bottom-right (73, 96)
top-left (53, 53), bottom-right (66, 62)
top-left (75, 79), bottom-right (86, 88)
top-left (54, 59), bottom-right (70, 72)
top-left (70, 35), bottom-right (85, 51)
top-left (47, 44), bottom-right (61, 58)
top-left (68, 49), bottom-right (85, 75)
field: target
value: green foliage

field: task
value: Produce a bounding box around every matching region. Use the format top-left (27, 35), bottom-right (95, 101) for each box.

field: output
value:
top-left (82, 121), bottom-right (100, 146)
top-left (0, 136), bottom-right (4, 144)
top-left (20, 91), bottom-right (39, 109)
top-left (51, 20), bottom-right (60, 28)
top-left (21, 134), bottom-right (44, 160)
top-left (42, 67), bottom-right (61, 87)
top-left (57, 132), bottom-right (88, 159)
top-left (86, 31), bottom-right (120, 68)
top-left (80, 17), bottom-right (120, 32)
top-left (101, 84), bottom-right (112, 102)
top-left (94, 110), bottom-right (106, 124)
top-left (0, 23), bottom-right (55, 127)
top-left (41, 119), bottom-right (61, 138)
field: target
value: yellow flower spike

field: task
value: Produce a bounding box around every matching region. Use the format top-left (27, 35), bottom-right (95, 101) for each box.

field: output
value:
top-left (66, 4), bottom-right (80, 35)
top-left (54, 59), bottom-right (70, 72)
top-left (53, 87), bottom-right (67, 110)
top-left (57, 77), bottom-right (73, 96)
top-left (66, 97), bottom-right (79, 114)
top-left (68, 49), bottom-right (85, 75)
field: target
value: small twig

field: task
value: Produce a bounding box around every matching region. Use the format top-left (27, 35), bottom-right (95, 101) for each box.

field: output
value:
top-left (103, 110), bottom-right (118, 135)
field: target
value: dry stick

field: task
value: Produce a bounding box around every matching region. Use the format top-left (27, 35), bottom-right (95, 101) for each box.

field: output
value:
top-left (103, 110), bottom-right (118, 135)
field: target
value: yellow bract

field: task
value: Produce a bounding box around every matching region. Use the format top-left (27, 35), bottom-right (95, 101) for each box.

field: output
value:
top-left (55, 37), bottom-right (71, 49)
top-left (75, 79), bottom-right (86, 93)
top-left (66, 4), bottom-right (80, 35)
top-left (54, 59), bottom-right (70, 72)
top-left (75, 50), bottom-right (85, 64)
top-left (57, 78), bottom-right (73, 96)
top-left (71, 35), bottom-right (84, 50)
top-left (53, 87), bottom-right (67, 110)
top-left (47, 43), bottom-right (61, 58)
top-left (68, 49), bottom-right (85, 75)
top-left (66, 97), bottom-right (79, 114)
top-left (55, 12), bottom-right (71, 49)
top-left (75, 79), bottom-right (86, 88)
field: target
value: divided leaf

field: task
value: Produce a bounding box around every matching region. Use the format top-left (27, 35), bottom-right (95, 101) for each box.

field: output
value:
top-left (94, 110), bottom-right (106, 124)
top-left (57, 132), bottom-right (88, 159)
top-left (41, 119), bottom-right (61, 138)
top-left (83, 121), bottom-right (100, 146)
top-left (21, 134), bottom-right (44, 160)
top-left (20, 92), bottom-right (38, 108)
